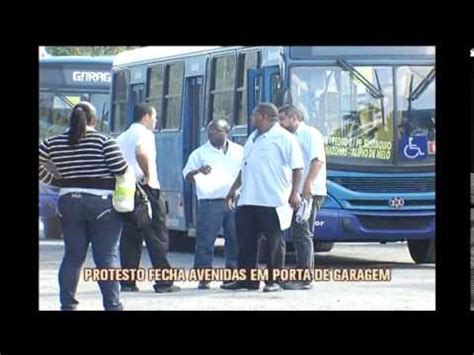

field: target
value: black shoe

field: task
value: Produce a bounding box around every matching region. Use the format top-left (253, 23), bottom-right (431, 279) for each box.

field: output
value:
top-left (60, 306), bottom-right (78, 311)
top-left (219, 280), bottom-right (237, 288)
top-left (263, 283), bottom-right (282, 293)
top-left (154, 284), bottom-right (181, 293)
top-left (198, 281), bottom-right (211, 290)
top-left (105, 305), bottom-right (124, 311)
top-left (278, 281), bottom-right (311, 290)
top-left (299, 282), bottom-right (313, 290)
top-left (279, 282), bottom-right (298, 290)
top-left (220, 281), bottom-right (259, 290)
top-left (121, 284), bottom-right (139, 292)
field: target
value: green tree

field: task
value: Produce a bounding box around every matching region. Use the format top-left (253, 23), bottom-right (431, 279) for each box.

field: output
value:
top-left (45, 46), bottom-right (140, 56)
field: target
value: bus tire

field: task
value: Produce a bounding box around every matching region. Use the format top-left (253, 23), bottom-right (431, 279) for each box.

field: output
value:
top-left (43, 217), bottom-right (62, 239)
top-left (314, 241), bottom-right (334, 252)
top-left (408, 238), bottom-right (435, 264)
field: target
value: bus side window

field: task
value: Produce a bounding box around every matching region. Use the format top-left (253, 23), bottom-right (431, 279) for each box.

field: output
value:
top-left (207, 54), bottom-right (236, 126)
top-left (163, 62), bottom-right (184, 130)
top-left (112, 71), bottom-right (129, 133)
top-left (146, 64), bottom-right (165, 130)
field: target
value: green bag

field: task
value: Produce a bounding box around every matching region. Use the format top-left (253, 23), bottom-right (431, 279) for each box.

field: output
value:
top-left (113, 168), bottom-right (136, 212)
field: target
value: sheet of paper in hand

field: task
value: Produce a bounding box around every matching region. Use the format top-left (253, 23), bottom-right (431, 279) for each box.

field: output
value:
top-left (193, 168), bottom-right (236, 199)
top-left (276, 203), bottom-right (294, 231)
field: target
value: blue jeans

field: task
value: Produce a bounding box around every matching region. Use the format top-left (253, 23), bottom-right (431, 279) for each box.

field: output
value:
top-left (194, 199), bottom-right (238, 269)
top-left (57, 193), bottom-right (123, 311)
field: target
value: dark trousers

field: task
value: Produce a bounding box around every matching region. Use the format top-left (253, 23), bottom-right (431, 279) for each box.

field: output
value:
top-left (120, 184), bottom-right (172, 287)
top-left (58, 193), bottom-right (123, 311)
top-left (290, 195), bottom-right (325, 270)
top-left (235, 205), bottom-right (286, 285)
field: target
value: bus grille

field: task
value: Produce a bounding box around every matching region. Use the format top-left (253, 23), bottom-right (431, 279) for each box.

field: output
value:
top-left (358, 216), bottom-right (433, 230)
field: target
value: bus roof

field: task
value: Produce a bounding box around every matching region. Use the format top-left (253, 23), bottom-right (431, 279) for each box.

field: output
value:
top-left (289, 46), bottom-right (435, 59)
top-left (113, 46), bottom-right (223, 68)
top-left (40, 56), bottom-right (114, 66)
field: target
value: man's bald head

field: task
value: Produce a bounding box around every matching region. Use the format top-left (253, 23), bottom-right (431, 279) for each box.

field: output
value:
top-left (207, 119), bottom-right (230, 133)
top-left (207, 119), bottom-right (230, 148)
top-left (253, 103), bottom-right (279, 122)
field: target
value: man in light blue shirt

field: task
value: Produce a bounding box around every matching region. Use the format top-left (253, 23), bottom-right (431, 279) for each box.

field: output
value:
top-left (223, 103), bottom-right (304, 292)
top-left (278, 104), bottom-right (327, 290)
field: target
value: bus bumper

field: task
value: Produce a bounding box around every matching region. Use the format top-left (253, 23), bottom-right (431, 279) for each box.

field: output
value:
top-left (313, 209), bottom-right (435, 242)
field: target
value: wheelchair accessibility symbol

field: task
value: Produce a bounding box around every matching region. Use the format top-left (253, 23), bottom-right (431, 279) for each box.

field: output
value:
top-left (400, 136), bottom-right (428, 160)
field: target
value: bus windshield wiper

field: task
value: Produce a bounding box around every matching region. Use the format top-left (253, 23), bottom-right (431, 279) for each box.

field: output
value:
top-left (53, 90), bottom-right (76, 108)
top-left (336, 59), bottom-right (384, 99)
top-left (407, 67), bottom-right (435, 102)
top-left (336, 59), bottom-right (386, 127)
top-left (373, 69), bottom-right (385, 126)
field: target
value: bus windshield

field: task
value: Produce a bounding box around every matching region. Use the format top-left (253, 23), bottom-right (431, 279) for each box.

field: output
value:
top-left (39, 91), bottom-right (111, 141)
top-left (289, 64), bottom-right (435, 169)
top-left (39, 57), bottom-right (113, 141)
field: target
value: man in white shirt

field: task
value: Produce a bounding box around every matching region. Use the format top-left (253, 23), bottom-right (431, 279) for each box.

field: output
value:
top-left (183, 119), bottom-right (243, 289)
top-left (278, 104), bottom-right (327, 290)
top-left (222, 103), bottom-right (304, 292)
top-left (116, 103), bottom-right (180, 293)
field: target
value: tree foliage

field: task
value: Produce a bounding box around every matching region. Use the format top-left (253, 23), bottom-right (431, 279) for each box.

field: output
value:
top-left (45, 46), bottom-right (140, 56)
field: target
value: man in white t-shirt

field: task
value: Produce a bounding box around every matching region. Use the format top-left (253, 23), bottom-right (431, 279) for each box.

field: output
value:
top-left (278, 104), bottom-right (327, 290)
top-left (116, 103), bottom-right (180, 293)
top-left (183, 119), bottom-right (243, 289)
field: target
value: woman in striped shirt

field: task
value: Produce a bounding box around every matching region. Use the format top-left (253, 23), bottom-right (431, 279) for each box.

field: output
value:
top-left (39, 101), bottom-right (128, 311)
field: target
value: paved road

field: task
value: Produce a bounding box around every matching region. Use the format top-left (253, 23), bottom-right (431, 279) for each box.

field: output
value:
top-left (39, 240), bottom-right (435, 311)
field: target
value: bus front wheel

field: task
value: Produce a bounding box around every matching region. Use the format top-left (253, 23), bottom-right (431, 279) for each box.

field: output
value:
top-left (314, 241), bottom-right (334, 252)
top-left (408, 239), bottom-right (435, 264)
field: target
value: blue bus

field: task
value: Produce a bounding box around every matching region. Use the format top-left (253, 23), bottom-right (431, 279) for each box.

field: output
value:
top-left (111, 46), bottom-right (435, 263)
top-left (39, 55), bottom-right (114, 239)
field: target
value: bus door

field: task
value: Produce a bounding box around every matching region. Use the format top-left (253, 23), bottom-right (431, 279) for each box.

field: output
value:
top-left (183, 76), bottom-right (204, 229)
top-left (246, 66), bottom-right (281, 135)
